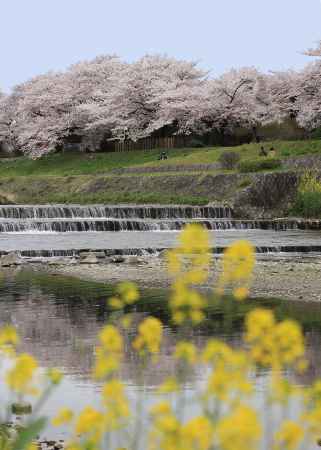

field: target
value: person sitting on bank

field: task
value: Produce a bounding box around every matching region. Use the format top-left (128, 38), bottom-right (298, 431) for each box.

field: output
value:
top-left (259, 146), bottom-right (268, 157)
top-left (269, 147), bottom-right (276, 157)
top-left (158, 151), bottom-right (168, 160)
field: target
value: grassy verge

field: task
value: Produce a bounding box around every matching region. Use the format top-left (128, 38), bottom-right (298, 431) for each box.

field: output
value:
top-left (0, 140), bottom-right (321, 177)
top-left (44, 192), bottom-right (210, 205)
top-left (291, 171), bottom-right (321, 218)
top-left (0, 175), bottom-right (213, 205)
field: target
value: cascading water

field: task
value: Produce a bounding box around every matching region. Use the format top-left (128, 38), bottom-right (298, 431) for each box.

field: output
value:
top-left (0, 205), bottom-right (320, 257)
top-left (0, 205), bottom-right (320, 233)
top-left (0, 205), bottom-right (233, 220)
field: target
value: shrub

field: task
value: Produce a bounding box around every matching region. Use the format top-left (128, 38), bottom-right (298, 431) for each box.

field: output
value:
top-left (293, 171), bottom-right (321, 217)
top-left (218, 151), bottom-right (241, 169)
top-left (238, 158), bottom-right (282, 173)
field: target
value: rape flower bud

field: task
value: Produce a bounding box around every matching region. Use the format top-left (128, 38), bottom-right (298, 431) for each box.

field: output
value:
top-left (47, 368), bottom-right (63, 385)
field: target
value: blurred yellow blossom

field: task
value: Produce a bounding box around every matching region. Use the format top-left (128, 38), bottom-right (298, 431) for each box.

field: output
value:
top-left (75, 406), bottom-right (104, 440)
top-left (0, 325), bottom-right (19, 348)
top-left (52, 407), bottom-right (74, 426)
top-left (93, 325), bottom-right (123, 380)
top-left (216, 405), bottom-right (261, 450)
top-left (158, 376), bottom-right (180, 394)
top-left (245, 308), bottom-right (305, 370)
top-left (132, 317), bottom-right (162, 356)
top-left (273, 420), bottom-right (304, 450)
top-left (109, 282), bottom-right (139, 309)
top-left (167, 224), bottom-right (211, 325)
top-left (181, 416), bottom-right (213, 450)
top-left (102, 379), bottom-right (130, 430)
top-left (47, 368), bottom-right (63, 385)
top-left (218, 240), bottom-right (255, 300)
top-left (174, 341), bottom-right (197, 365)
top-left (6, 353), bottom-right (38, 395)
top-left (99, 325), bottom-right (123, 352)
top-left (233, 286), bottom-right (249, 301)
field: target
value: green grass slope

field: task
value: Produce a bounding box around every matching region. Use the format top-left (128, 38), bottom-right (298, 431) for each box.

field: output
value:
top-left (0, 140), bottom-right (321, 178)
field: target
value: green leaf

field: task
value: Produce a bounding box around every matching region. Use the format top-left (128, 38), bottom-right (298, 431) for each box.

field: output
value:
top-left (12, 417), bottom-right (47, 450)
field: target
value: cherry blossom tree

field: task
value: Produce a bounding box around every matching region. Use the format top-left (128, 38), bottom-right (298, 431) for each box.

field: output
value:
top-left (295, 61), bottom-right (321, 131)
top-left (5, 56), bottom-right (124, 158)
top-left (200, 68), bottom-right (271, 142)
top-left (1, 44), bottom-right (321, 158)
top-left (81, 55), bottom-right (207, 141)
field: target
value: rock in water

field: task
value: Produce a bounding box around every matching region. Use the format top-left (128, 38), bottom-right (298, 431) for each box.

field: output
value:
top-left (80, 252), bottom-right (99, 264)
top-left (0, 253), bottom-right (23, 267)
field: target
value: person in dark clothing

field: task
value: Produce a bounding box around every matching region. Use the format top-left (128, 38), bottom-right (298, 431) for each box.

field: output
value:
top-left (158, 151), bottom-right (168, 160)
top-left (259, 146), bottom-right (268, 157)
top-left (259, 145), bottom-right (267, 156)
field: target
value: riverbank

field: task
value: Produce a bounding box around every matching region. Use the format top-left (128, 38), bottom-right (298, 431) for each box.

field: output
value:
top-left (0, 140), bottom-right (321, 217)
top-left (42, 255), bottom-right (321, 302)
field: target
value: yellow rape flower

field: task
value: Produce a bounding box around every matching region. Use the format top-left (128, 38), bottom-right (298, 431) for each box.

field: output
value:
top-left (202, 339), bottom-right (234, 366)
top-left (245, 309), bottom-right (305, 370)
top-left (52, 407), bottom-right (74, 426)
top-left (93, 326), bottom-right (123, 380)
top-left (174, 341), bottom-right (197, 365)
top-left (179, 224), bottom-right (210, 254)
top-left (158, 377), bottom-right (180, 394)
top-left (75, 406), bottom-right (104, 440)
top-left (132, 317), bottom-right (162, 356)
top-left (166, 250), bottom-right (181, 274)
top-left (99, 325), bottom-right (123, 352)
top-left (273, 420), bottom-right (304, 450)
top-left (47, 368), bottom-right (63, 385)
top-left (245, 308), bottom-right (275, 342)
top-left (274, 320), bottom-right (305, 366)
top-left (6, 353), bottom-right (38, 395)
top-left (150, 404), bottom-right (181, 450)
top-left (102, 379), bottom-right (130, 430)
top-left (167, 225), bottom-right (211, 326)
top-left (222, 240), bottom-right (255, 282)
top-left (117, 281), bottom-right (139, 304)
top-left (93, 348), bottom-right (120, 380)
top-left (109, 282), bottom-right (139, 309)
top-left (150, 401), bottom-right (172, 416)
top-left (218, 240), bottom-right (255, 300)
top-left (216, 405), bottom-right (261, 450)
top-left (0, 325), bottom-right (19, 347)
top-left (233, 286), bottom-right (249, 301)
top-left (181, 416), bottom-right (213, 450)
top-left (26, 443), bottom-right (38, 450)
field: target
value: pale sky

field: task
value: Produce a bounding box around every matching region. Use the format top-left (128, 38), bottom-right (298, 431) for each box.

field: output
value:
top-left (0, 0), bottom-right (321, 92)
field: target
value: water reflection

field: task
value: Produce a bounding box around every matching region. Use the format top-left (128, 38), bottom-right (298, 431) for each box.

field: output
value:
top-left (0, 269), bottom-right (320, 445)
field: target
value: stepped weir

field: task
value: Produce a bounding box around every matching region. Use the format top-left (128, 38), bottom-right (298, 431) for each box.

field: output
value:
top-left (0, 204), bottom-right (320, 257)
top-left (0, 205), bottom-right (320, 233)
